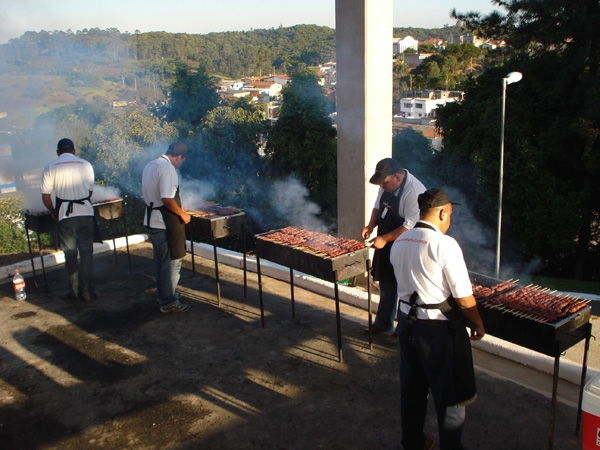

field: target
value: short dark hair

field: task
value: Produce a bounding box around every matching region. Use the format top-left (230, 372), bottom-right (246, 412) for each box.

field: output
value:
top-left (166, 141), bottom-right (188, 158)
top-left (57, 138), bottom-right (75, 154)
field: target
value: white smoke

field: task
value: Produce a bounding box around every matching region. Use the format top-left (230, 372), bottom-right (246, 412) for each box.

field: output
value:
top-left (270, 176), bottom-right (327, 232)
top-left (91, 185), bottom-right (121, 203)
top-left (179, 177), bottom-right (216, 210)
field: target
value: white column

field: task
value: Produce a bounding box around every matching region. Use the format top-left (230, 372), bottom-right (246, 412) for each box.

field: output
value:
top-left (336, 0), bottom-right (393, 239)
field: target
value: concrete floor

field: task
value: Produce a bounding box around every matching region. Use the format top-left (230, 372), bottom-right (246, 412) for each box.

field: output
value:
top-left (1, 237), bottom-right (597, 449)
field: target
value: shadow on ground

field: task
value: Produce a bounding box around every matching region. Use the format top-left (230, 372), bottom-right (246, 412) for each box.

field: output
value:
top-left (0, 242), bottom-right (583, 449)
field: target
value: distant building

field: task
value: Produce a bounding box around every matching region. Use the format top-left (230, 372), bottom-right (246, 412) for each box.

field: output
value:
top-left (401, 53), bottom-right (435, 69)
top-left (393, 36), bottom-right (419, 54)
top-left (399, 90), bottom-right (463, 119)
top-left (420, 38), bottom-right (447, 51)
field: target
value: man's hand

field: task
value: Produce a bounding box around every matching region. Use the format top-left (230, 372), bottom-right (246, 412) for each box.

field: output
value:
top-left (181, 211), bottom-right (191, 224)
top-left (369, 236), bottom-right (387, 249)
top-left (361, 226), bottom-right (373, 240)
top-left (470, 325), bottom-right (485, 341)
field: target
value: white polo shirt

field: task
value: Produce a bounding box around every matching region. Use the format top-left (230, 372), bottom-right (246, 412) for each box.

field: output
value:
top-left (141, 155), bottom-right (179, 229)
top-left (390, 220), bottom-right (473, 321)
top-left (40, 153), bottom-right (95, 221)
top-left (373, 169), bottom-right (426, 230)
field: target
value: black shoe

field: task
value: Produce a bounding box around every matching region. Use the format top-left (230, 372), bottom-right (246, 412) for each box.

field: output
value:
top-left (386, 333), bottom-right (399, 345)
top-left (61, 292), bottom-right (79, 301)
top-left (364, 324), bottom-right (387, 335)
top-left (81, 293), bottom-right (97, 303)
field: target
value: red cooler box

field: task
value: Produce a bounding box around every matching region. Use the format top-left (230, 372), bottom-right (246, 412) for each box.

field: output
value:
top-left (583, 373), bottom-right (600, 449)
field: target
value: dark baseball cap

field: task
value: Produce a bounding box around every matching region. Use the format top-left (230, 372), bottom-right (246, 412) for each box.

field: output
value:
top-left (369, 158), bottom-right (402, 184)
top-left (166, 141), bottom-right (189, 159)
top-left (418, 188), bottom-right (461, 210)
top-left (57, 138), bottom-right (75, 151)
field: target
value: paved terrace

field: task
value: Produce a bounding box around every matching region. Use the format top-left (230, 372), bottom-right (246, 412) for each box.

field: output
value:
top-left (0, 237), bottom-right (599, 449)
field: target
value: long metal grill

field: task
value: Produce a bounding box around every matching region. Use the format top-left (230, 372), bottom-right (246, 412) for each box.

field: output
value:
top-left (470, 271), bottom-right (591, 356)
top-left (23, 210), bottom-right (56, 292)
top-left (254, 226), bottom-right (372, 362)
top-left (93, 198), bottom-right (131, 273)
top-left (469, 271), bottom-right (592, 450)
top-left (184, 205), bottom-right (246, 304)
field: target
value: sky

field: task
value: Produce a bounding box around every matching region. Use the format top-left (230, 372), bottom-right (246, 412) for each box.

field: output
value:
top-left (0, 0), bottom-right (498, 44)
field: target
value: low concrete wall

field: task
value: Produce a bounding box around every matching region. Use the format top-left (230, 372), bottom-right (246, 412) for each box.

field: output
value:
top-left (6, 236), bottom-right (598, 386)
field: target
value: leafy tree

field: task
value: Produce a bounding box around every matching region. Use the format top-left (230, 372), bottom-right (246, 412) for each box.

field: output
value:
top-left (164, 66), bottom-right (221, 127)
top-left (419, 43), bottom-right (438, 53)
top-left (191, 101), bottom-right (269, 212)
top-left (436, 0), bottom-right (600, 279)
top-left (392, 128), bottom-right (436, 187)
top-left (264, 70), bottom-right (337, 222)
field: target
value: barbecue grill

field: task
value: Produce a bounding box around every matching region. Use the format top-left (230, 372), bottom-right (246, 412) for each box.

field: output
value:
top-left (93, 198), bottom-right (131, 273)
top-left (254, 227), bottom-right (372, 362)
top-left (185, 206), bottom-right (247, 304)
top-left (470, 271), bottom-right (592, 450)
top-left (24, 210), bottom-right (57, 293)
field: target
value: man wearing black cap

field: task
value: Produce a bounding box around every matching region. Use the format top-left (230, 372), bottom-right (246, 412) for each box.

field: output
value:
top-left (362, 158), bottom-right (427, 344)
top-left (142, 141), bottom-right (191, 313)
top-left (390, 188), bottom-right (485, 450)
top-left (41, 138), bottom-right (97, 302)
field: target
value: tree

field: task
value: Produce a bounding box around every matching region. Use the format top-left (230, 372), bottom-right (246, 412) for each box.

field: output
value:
top-left (437, 0), bottom-right (600, 279)
top-left (392, 128), bottom-right (436, 187)
top-left (191, 101), bottom-right (269, 212)
top-left (264, 70), bottom-right (337, 222)
top-left (164, 66), bottom-right (221, 127)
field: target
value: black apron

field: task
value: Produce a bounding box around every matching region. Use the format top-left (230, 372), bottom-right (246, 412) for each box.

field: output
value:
top-left (55, 194), bottom-right (102, 243)
top-left (146, 188), bottom-right (187, 261)
top-left (371, 173), bottom-right (407, 282)
top-left (401, 221), bottom-right (477, 406)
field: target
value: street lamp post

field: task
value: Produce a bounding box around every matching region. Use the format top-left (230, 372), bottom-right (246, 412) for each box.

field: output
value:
top-left (495, 71), bottom-right (523, 279)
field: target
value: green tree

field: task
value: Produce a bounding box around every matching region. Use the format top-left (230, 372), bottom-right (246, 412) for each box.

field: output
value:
top-left (193, 101), bottom-right (269, 211)
top-left (437, 0), bottom-right (600, 279)
top-left (164, 66), bottom-right (221, 127)
top-left (264, 70), bottom-right (337, 221)
top-left (392, 128), bottom-right (436, 187)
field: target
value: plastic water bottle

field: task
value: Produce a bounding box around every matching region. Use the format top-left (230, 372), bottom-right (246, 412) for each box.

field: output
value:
top-left (13, 269), bottom-right (27, 301)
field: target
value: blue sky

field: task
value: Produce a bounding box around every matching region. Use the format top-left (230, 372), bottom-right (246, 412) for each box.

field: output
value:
top-left (1, 0), bottom-right (498, 44)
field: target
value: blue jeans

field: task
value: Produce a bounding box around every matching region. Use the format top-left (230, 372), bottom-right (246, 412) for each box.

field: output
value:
top-left (373, 280), bottom-right (399, 332)
top-left (58, 216), bottom-right (95, 300)
top-left (398, 315), bottom-right (466, 450)
top-left (148, 228), bottom-right (183, 306)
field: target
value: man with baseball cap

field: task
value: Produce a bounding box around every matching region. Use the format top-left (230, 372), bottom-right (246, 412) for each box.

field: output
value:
top-left (390, 188), bottom-right (485, 450)
top-left (362, 158), bottom-right (427, 344)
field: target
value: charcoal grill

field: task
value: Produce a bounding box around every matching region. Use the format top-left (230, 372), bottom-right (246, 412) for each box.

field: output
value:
top-left (254, 229), bottom-right (372, 362)
top-left (93, 198), bottom-right (131, 273)
top-left (185, 207), bottom-right (247, 304)
top-left (470, 271), bottom-right (592, 449)
top-left (24, 210), bottom-right (57, 293)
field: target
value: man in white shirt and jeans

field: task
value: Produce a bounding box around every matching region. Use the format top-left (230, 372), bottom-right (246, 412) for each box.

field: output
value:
top-left (142, 142), bottom-right (191, 313)
top-left (41, 138), bottom-right (96, 302)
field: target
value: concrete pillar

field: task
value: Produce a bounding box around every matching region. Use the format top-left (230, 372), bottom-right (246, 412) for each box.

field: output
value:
top-left (336, 0), bottom-right (393, 240)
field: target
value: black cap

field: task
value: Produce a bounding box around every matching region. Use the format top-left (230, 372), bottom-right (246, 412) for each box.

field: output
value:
top-left (166, 141), bottom-right (189, 159)
top-left (369, 158), bottom-right (402, 184)
top-left (418, 188), bottom-right (461, 211)
top-left (57, 138), bottom-right (75, 152)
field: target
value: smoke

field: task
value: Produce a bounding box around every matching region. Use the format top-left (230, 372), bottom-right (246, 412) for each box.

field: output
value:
top-left (90, 185), bottom-right (121, 203)
top-left (269, 176), bottom-right (327, 232)
top-left (179, 177), bottom-right (216, 210)
top-left (443, 186), bottom-right (544, 279)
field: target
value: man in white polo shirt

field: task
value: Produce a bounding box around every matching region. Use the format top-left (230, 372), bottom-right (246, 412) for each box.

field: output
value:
top-left (390, 188), bottom-right (485, 450)
top-left (142, 141), bottom-right (191, 313)
top-left (41, 138), bottom-right (96, 302)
